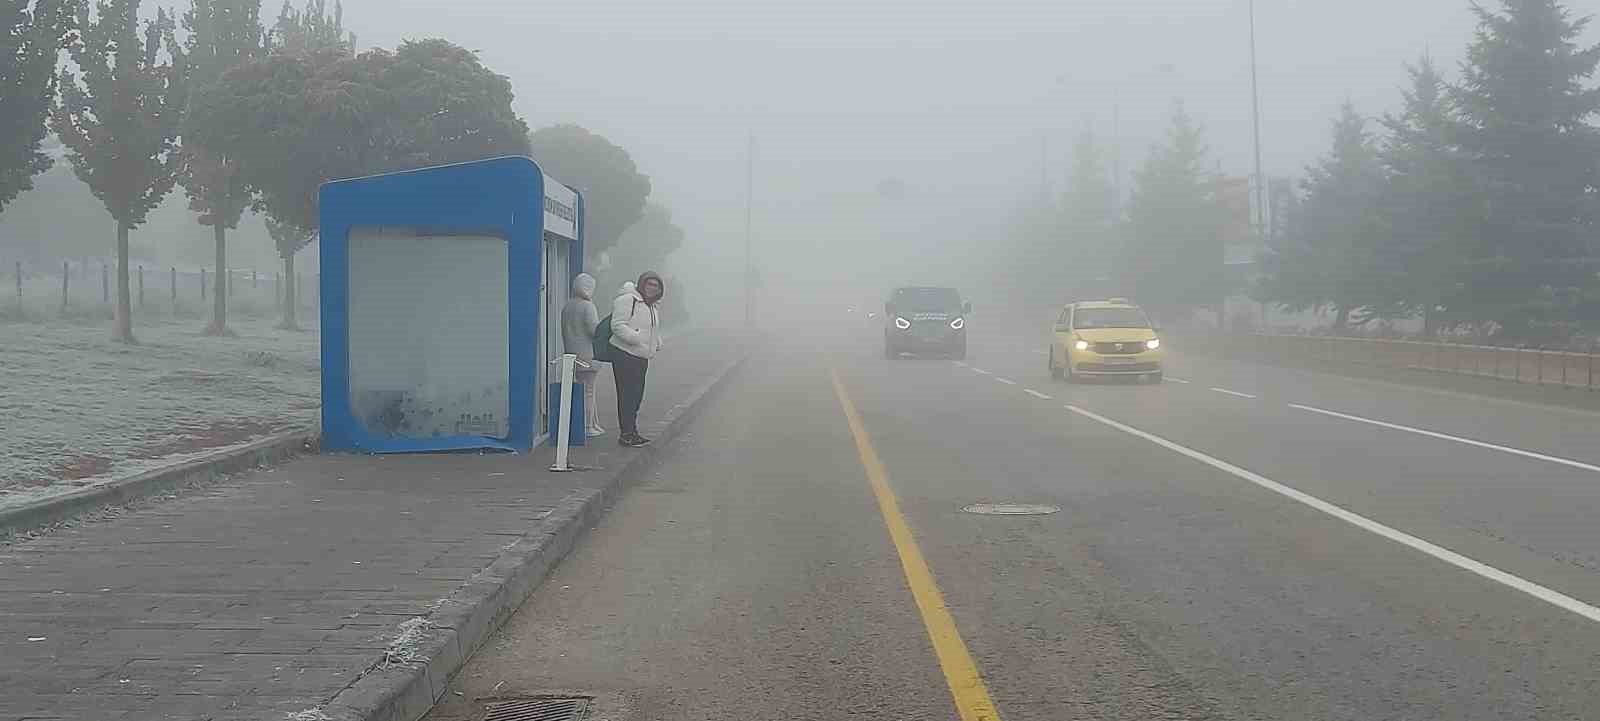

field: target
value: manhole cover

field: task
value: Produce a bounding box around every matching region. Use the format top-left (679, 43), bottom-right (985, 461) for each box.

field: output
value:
top-left (962, 503), bottom-right (1061, 516)
top-left (482, 696), bottom-right (592, 721)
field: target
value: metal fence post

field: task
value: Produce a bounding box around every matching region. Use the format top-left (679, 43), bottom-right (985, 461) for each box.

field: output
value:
top-left (170, 266), bottom-right (177, 308)
top-left (1562, 346), bottom-right (1569, 387)
top-left (13, 261), bottom-right (20, 308)
top-left (1538, 346), bottom-right (1545, 385)
top-left (228, 268), bottom-right (234, 298)
top-left (200, 267), bottom-right (207, 300)
top-left (252, 270), bottom-right (257, 289)
top-left (137, 265), bottom-right (144, 308)
top-left (101, 263), bottom-right (108, 304)
top-left (61, 260), bottom-right (68, 310)
top-left (1515, 346), bottom-right (1523, 383)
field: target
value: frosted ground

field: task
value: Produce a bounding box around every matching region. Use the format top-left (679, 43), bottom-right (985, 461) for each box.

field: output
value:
top-left (0, 316), bottom-right (319, 510)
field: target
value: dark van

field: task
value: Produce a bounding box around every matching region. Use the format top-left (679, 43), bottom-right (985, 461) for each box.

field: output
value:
top-left (884, 286), bottom-right (970, 360)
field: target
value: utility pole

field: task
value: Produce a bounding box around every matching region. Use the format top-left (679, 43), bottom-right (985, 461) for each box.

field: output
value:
top-left (1248, 0), bottom-right (1267, 238)
top-left (744, 134), bottom-right (755, 331)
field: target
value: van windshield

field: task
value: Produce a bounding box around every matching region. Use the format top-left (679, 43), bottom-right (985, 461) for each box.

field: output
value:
top-left (892, 288), bottom-right (961, 312)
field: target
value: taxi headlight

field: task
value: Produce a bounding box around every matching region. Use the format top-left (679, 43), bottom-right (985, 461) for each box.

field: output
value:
top-left (1146, 338), bottom-right (1161, 350)
top-left (1074, 339), bottom-right (1090, 351)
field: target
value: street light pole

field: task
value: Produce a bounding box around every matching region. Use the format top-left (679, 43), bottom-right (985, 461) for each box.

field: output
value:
top-left (1248, 0), bottom-right (1266, 238)
top-left (744, 134), bottom-right (755, 331)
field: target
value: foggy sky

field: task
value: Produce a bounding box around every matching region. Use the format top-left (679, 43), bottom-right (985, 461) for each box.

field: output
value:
top-left (337, 0), bottom-right (1502, 221)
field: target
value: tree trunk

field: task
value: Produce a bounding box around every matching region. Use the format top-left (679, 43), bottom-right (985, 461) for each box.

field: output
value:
top-left (205, 224), bottom-right (229, 335)
top-left (112, 222), bottom-right (135, 343)
top-left (278, 252), bottom-right (298, 330)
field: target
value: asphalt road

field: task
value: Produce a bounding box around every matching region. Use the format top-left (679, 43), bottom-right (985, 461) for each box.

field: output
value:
top-left (425, 320), bottom-right (1600, 720)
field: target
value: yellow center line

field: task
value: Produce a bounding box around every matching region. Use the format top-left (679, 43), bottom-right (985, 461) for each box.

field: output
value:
top-left (829, 368), bottom-right (1004, 721)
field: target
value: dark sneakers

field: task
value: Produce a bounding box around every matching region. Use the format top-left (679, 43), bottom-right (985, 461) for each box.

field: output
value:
top-left (620, 433), bottom-right (653, 448)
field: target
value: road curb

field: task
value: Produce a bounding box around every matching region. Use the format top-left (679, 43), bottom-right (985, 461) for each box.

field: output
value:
top-left (0, 430), bottom-right (320, 537)
top-left (315, 344), bottom-right (754, 721)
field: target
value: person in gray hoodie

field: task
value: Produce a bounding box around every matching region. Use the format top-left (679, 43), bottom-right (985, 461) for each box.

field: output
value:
top-left (560, 273), bottom-right (605, 437)
top-left (609, 271), bottom-right (664, 447)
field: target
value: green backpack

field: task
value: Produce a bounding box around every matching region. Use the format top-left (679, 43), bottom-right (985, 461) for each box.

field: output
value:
top-left (591, 299), bottom-right (635, 363)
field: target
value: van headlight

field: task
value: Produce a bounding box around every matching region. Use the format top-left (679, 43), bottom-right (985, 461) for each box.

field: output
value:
top-left (1074, 339), bottom-right (1090, 351)
top-left (895, 316), bottom-right (911, 330)
top-left (1146, 339), bottom-right (1161, 350)
top-left (950, 317), bottom-right (965, 330)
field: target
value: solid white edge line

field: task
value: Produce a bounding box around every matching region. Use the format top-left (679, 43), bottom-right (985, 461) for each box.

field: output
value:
top-left (995, 378), bottom-right (1018, 386)
top-left (1024, 389), bottom-right (1053, 400)
top-left (1166, 377), bottom-right (1191, 384)
top-left (1065, 404), bottom-right (1600, 625)
top-left (1290, 403), bottom-right (1600, 475)
top-left (1210, 387), bottom-right (1258, 399)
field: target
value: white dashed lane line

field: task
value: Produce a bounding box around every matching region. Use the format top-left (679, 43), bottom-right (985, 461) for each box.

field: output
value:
top-left (973, 368), bottom-right (991, 375)
top-left (1024, 389), bottom-right (1053, 400)
top-left (1165, 377), bottom-right (1191, 384)
top-left (995, 378), bottom-right (1018, 386)
top-left (1209, 387), bottom-right (1257, 399)
top-left (1290, 403), bottom-right (1600, 474)
top-left (1065, 404), bottom-right (1600, 625)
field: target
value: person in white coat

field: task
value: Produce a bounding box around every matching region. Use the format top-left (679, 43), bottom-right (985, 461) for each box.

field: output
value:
top-left (610, 271), bottom-right (664, 447)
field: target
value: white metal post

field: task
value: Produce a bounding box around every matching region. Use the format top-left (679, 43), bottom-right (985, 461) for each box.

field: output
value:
top-left (550, 353), bottom-right (577, 472)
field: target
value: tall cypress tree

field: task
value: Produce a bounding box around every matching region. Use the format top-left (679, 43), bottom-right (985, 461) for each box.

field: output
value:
top-left (1122, 102), bottom-right (1225, 315)
top-left (1059, 129), bottom-right (1119, 292)
top-left (1453, 0), bottom-right (1600, 336)
top-left (51, 0), bottom-right (187, 343)
top-left (181, 0), bottom-right (264, 336)
top-left (1296, 103), bottom-right (1393, 329)
top-left (1380, 56), bottom-right (1480, 333)
top-left (0, 0), bottom-right (73, 214)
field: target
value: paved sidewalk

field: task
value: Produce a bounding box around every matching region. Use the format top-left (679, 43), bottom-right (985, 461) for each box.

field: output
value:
top-left (0, 330), bottom-right (744, 721)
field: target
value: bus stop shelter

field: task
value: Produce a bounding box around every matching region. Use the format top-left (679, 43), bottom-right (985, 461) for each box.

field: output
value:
top-left (317, 156), bottom-right (584, 453)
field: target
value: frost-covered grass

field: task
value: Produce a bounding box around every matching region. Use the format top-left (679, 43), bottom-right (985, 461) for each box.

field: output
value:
top-left (0, 315), bottom-right (320, 507)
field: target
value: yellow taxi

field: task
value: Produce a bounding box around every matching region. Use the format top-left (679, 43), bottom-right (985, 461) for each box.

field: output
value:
top-left (1048, 299), bottom-right (1164, 383)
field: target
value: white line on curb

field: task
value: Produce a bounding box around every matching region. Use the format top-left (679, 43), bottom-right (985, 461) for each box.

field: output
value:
top-left (1210, 387), bottom-right (1257, 399)
top-left (1290, 404), bottom-right (1600, 474)
top-left (1065, 404), bottom-right (1600, 625)
top-left (1024, 389), bottom-right (1053, 400)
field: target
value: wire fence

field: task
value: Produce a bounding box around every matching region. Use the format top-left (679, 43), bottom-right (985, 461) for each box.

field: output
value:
top-left (1226, 332), bottom-right (1600, 391)
top-left (2, 258), bottom-right (319, 323)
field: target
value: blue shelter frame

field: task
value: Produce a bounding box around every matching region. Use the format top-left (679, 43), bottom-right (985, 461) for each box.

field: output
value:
top-left (319, 156), bottom-right (584, 453)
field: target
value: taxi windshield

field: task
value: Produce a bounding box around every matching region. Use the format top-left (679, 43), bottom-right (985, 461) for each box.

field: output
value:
top-left (1074, 307), bottom-right (1151, 329)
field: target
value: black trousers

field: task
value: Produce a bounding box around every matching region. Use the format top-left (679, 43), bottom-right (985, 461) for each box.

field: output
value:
top-left (611, 350), bottom-right (649, 436)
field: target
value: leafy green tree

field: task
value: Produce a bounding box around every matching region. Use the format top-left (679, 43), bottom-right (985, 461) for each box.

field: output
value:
top-left (602, 202), bottom-right (682, 288)
top-left (188, 38), bottom-right (529, 326)
top-left (1452, 0), bottom-right (1600, 337)
top-left (1, 0), bottom-right (72, 214)
top-left (182, 0), bottom-right (264, 335)
top-left (51, 0), bottom-right (186, 342)
top-left (1121, 102), bottom-right (1225, 316)
top-left (1265, 103), bottom-right (1394, 330)
top-left (529, 124), bottom-right (651, 259)
top-left (1379, 56), bottom-right (1480, 334)
top-left (267, 0), bottom-right (350, 54)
